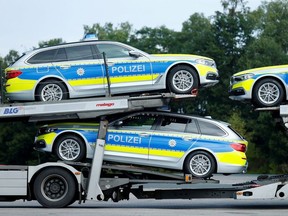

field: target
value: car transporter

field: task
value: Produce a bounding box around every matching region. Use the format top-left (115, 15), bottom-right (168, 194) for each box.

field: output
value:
top-left (0, 67), bottom-right (288, 208)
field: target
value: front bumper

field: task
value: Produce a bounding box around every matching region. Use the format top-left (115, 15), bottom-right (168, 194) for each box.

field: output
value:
top-left (229, 79), bottom-right (255, 101)
top-left (200, 72), bottom-right (219, 87)
top-left (34, 139), bottom-right (53, 153)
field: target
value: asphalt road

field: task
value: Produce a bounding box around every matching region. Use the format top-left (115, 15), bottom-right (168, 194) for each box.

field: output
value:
top-left (0, 174), bottom-right (287, 216)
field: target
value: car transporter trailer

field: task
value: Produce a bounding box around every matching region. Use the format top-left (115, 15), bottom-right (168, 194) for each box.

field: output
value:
top-left (0, 93), bottom-right (288, 207)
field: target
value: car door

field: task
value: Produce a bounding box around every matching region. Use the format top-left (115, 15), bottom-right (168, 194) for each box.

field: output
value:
top-left (105, 113), bottom-right (157, 161)
top-left (95, 42), bottom-right (153, 94)
top-left (55, 45), bottom-right (105, 95)
top-left (149, 115), bottom-right (200, 163)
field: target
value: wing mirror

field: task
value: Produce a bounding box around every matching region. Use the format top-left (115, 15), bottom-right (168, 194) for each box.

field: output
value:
top-left (129, 51), bottom-right (142, 58)
top-left (113, 120), bottom-right (123, 127)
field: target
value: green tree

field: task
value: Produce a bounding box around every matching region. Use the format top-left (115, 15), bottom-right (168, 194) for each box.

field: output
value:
top-left (84, 22), bottom-right (133, 43)
top-left (129, 26), bottom-right (178, 54)
top-left (256, 0), bottom-right (288, 53)
top-left (179, 13), bottom-right (217, 57)
top-left (38, 38), bottom-right (64, 48)
top-left (3, 50), bottom-right (20, 66)
top-left (0, 122), bottom-right (37, 165)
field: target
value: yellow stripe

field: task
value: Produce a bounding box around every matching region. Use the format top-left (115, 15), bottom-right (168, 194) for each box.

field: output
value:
top-left (6, 78), bottom-right (36, 92)
top-left (105, 144), bottom-right (148, 155)
top-left (106, 144), bottom-right (184, 158)
top-left (109, 74), bottom-right (158, 84)
top-left (216, 151), bottom-right (247, 165)
top-left (68, 74), bottom-right (159, 86)
top-left (149, 149), bottom-right (184, 158)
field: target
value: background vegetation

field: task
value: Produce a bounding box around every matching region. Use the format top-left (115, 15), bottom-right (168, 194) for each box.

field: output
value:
top-left (1, 0), bottom-right (288, 173)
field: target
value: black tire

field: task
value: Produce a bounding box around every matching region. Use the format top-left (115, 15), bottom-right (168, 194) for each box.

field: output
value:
top-left (167, 65), bottom-right (199, 94)
top-left (54, 135), bottom-right (86, 162)
top-left (35, 79), bottom-right (68, 101)
top-left (252, 78), bottom-right (284, 107)
top-left (184, 151), bottom-right (216, 178)
top-left (33, 168), bottom-right (77, 208)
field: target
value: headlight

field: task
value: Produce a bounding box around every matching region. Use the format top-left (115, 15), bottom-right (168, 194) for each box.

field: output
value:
top-left (195, 58), bottom-right (216, 68)
top-left (37, 126), bottom-right (57, 135)
top-left (231, 73), bottom-right (254, 84)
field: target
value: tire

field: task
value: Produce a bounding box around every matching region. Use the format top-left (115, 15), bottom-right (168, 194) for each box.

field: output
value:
top-left (35, 79), bottom-right (68, 101)
top-left (167, 65), bottom-right (199, 94)
top-left (33, 168), bottom-right (77, 208)
top-left (55, 135), bottom-right (86, 162)
top-left (184, 151), bottom-right (216, 178)
top-left (252, 78), bottom-right (284, 107)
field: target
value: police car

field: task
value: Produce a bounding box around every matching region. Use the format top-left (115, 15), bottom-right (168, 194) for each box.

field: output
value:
top-left (5, 39), bottom-right (219, 102)
top-left (229, 65), bottom-right (288, 107)
top-left (34, 111), bottom-right (248, 178)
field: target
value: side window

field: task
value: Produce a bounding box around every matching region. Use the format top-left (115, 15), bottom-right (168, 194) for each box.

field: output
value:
top-left (113, 114), bottom-right (157, 131)
top-left (96, 44), bottom-right (131, 58)
top-left (65, 45), bottom-right (94, 61)
top-left (54, 48), bottom-right (67, 62)
top-left (186, 119), bottom-right (199, 134)
top-left (198, 120), bottom-right (226, 136)
top-left (27, 49), bottom-right (58, 64)
top-left (157, 116), bottom-right (188, 133)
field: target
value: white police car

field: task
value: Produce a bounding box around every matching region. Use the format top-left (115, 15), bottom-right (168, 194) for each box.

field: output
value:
top-left (34, 111), bottom-right (248, 178)
top-left (5, 39), bottom-right (219, 101)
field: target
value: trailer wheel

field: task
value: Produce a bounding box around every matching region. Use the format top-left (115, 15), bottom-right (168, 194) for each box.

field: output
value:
top-left (184, 151), bottom-right (215, 178)
top-left (33, 167), bottom-right (77, 208)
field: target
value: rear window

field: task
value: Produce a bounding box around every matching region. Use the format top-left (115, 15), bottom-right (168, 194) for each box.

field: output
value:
top-left (27, 49), bottom-right (58, 64)
top-left (198, 120), bottom-right (226, 136)
top-left (27, 45), bottom-right (95, 64)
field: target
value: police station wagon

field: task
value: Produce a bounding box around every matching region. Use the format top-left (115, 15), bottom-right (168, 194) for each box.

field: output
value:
top-left (34, 111), bottom-right (248, 178)
top-left (4, 40), bottom-right (219, 102)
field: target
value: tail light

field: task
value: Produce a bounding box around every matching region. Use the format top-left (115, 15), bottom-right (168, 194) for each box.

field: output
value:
top-left (6, 70), bottom-right (22, 79)
top-left (230, 143), bottom-right (247, 152)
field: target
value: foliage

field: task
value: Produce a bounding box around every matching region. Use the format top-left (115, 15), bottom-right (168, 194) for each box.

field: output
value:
top-left (1, 0), bottom-right (288, 173)
top-left (38, 38), bottom-right (64, 48)
top-left (84, 22), bottom-right (133, 43)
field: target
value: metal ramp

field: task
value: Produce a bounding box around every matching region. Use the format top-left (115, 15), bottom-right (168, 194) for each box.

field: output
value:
top-left (256, 105), bottom-right (288, 129)
top-left (0, 93), bottom-right (191, 122)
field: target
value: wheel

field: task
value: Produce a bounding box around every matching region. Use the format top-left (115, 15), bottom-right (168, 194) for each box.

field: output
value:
top-left (167, 65), bottom-right (199, 94)
top-left (33, 168), bottom-right (77, 208)
top-left (54, 135), bottom-right (86, 162)
top-left (35, 79), bottom-right (68, 101)
top-left (252, 78), bottom-right (284, 107)
top-left (184, 151), bottom-right (215, 178)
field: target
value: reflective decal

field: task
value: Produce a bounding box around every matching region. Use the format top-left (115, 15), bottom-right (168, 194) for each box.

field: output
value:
top-left (168, 139), bottom-right (177, 148)
top-left (77, 67), bottom-right (85, 76)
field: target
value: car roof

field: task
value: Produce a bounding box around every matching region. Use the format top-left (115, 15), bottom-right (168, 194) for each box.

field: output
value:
top-left (27, 40), bottom-right (125, 52)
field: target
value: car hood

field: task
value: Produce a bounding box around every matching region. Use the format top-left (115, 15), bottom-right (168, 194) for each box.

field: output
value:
top-left (233, 64), bottom-right (288, 76)
top-left (150, 54), bottom-right (213, 61)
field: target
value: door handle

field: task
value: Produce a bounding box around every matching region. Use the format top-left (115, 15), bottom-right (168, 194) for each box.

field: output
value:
top-left (183, 137), bottom-right (193, 141)
top-left (140, 133), bottom-right (150, 137)
top-left (60, 65), bottom-right (71, 69)
top-left (107, 62), bottom-right (115, 67)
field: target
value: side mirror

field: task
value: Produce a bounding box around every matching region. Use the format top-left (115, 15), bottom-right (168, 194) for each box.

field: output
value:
top-left (113, 120), bottom-right (123, 127)
top-left (129, 51), bottom-right (142, 58)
